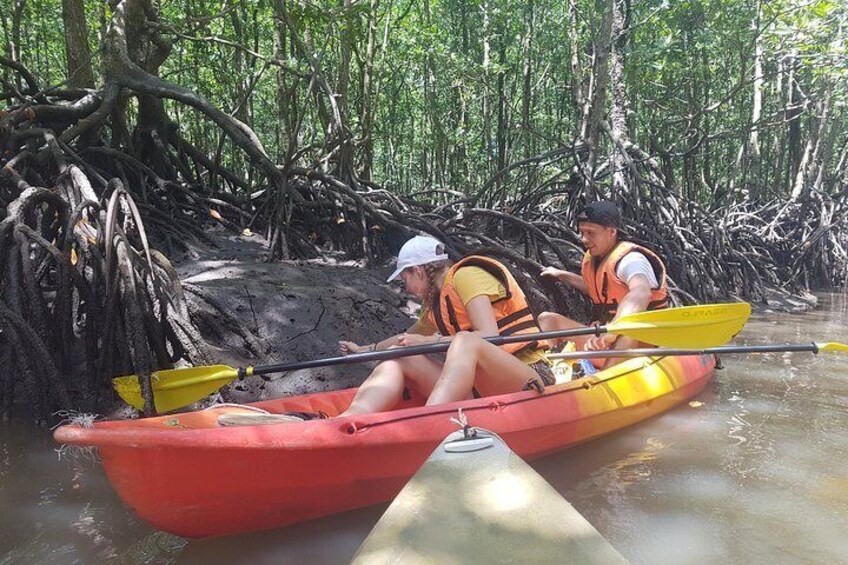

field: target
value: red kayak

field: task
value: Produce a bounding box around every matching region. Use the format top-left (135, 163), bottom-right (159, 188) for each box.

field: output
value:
top-left (54, 353), bottom-right (715, 538)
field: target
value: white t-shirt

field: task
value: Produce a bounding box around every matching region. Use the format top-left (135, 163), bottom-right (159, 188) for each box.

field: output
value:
top-left (616, 252), bottom-right (659, 288)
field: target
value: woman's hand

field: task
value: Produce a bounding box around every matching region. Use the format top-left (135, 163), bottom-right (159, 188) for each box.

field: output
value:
top-left (396, 333), bottom-right (438, 347)
top-left (584, 333), bottom-right (617, 351)
top-left (339, 340), bottom-right (366, 355)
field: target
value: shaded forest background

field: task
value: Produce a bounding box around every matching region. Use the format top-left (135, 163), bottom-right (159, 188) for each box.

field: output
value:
top-left (1, 0), bottom-right (846, 417)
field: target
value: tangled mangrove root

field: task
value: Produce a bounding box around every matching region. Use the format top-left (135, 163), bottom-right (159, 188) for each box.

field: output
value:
top-left (2, 2), bottom-right (844, 420)
top-left (0, 165), bottom-right (219, 419)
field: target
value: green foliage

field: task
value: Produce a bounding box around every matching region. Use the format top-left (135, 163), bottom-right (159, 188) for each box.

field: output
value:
top-left (4, 0), bottom-right (847, 203)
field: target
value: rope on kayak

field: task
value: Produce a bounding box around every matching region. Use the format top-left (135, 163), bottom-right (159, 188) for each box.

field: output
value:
top-left (52, 409), bottom-right (103, 429)
top-left (52, 410), bottom-right (103, 463)
top-left (450, 407), bottom-right (468, 428)
top-left (449, 407), bottom-right (508, 448)
top-left (450, 408), bottom-right (477, 440)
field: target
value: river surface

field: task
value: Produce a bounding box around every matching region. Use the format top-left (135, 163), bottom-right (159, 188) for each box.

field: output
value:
top-left (2, 293), bottom-right (846, 564)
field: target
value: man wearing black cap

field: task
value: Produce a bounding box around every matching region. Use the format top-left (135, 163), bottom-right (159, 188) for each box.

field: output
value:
top-left (539, 201), bottom-right (669, 368)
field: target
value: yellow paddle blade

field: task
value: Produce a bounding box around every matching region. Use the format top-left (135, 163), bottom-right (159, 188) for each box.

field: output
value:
top-left (817, 342), bottom-right (848, 353)
top-left (609, 302), bottom-right (751, 348)
top-left (113, 365), bottom-right (240, 413)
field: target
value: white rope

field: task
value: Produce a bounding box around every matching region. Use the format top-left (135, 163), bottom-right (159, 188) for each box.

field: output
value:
top-left (449, 406), bottom-right (506, 443)
top-left (450, 407), bottom-right (468, 429)
top-left (52, 410), bottom-right (103, 429)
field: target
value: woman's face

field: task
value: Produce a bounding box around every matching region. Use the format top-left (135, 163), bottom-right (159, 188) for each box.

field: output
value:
top-left (398, 266), bottom-right (428, 298)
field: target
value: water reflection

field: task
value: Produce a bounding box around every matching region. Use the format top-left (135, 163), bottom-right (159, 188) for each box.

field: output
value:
top-left (559, 292), bottom-right (848, 564)
top-left (1, 293), bottom-right (847, 564)
top-left (178, 505), bottom-right (385, 564)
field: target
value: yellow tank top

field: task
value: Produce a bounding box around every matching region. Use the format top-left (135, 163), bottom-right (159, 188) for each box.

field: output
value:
top-left (418, 266), bottom-right (547, 365)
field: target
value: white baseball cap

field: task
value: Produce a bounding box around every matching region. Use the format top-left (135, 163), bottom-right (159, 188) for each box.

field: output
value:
top-left (386, 236), bottom-right (449, 282)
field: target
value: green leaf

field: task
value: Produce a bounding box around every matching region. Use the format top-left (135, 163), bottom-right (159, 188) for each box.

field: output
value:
top-left (812, 0), bottom-right (835, 18)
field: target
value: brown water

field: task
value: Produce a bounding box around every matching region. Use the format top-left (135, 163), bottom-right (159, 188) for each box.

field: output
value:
top-left (2, 293), bottom-right (846, 564)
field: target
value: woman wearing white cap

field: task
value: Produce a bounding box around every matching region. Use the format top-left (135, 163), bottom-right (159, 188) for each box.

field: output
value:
top-left (338, 235), bottom-right (554, 415)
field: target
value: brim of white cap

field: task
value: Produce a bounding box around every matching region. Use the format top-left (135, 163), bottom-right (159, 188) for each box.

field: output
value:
top-left (386, 267), bottom-right (404, 283)
top-left (385, 253), bottom-right (448, 283)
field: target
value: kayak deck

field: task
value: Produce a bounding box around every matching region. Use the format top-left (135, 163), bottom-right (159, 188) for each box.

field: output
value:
top-left (352, 428), bottom-right (629, 564)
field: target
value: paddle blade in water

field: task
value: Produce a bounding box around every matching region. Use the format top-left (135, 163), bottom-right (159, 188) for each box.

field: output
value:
top-left (610, 302), bottom-right (751, 348)
top-left (113, 365), bottom-right (240, 413)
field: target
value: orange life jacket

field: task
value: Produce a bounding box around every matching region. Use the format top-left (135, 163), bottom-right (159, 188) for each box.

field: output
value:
top-left (581, 241), bottom-right (669, 323)
top-left (427, 256), bottom-right (545, 355)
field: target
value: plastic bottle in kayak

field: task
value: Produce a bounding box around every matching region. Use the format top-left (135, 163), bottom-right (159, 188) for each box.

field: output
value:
top-left (578, 359), bottom-right (597, 375)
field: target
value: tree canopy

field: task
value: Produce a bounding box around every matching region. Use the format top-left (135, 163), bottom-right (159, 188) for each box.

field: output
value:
top-left (4, 0), bottom-right (845, 197)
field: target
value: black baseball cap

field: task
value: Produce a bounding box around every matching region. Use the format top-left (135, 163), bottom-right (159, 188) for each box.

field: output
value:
top-left (576, 201), bottom-right (622, 229)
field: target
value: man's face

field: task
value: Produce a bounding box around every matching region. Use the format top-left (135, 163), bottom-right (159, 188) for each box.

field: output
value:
top-left (579, 222), bottom-right (618, 257)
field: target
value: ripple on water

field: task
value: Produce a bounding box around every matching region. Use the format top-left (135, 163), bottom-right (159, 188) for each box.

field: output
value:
top-left (662, 471), bottom-right (736, 503)
top-left (0, 540), bottom-right (78, 565)
top-left (114, 531), bottom-right (187, 565)
top-left (618, 513), bottom-right (727, 565)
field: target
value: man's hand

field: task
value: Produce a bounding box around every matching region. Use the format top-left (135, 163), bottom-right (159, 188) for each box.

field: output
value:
top-left (540, 266), bottom-right (588, 294)
top-left (540, 266), bottom-right (567, 279)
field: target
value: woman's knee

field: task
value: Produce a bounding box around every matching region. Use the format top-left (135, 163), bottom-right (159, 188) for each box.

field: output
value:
top-left (538, 311), bottom-right (558, 328)
top-left (368, 359), bottom-right (405, 379)
top-left (380, 358), bottom-right (404, 370)
top-left (447, 331), bottom-right (483, 354)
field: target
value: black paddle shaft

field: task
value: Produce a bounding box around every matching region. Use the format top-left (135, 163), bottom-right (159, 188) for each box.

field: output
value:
top-left (549, 343), bottom-right (820, 360)
top-left (245, 325), bottom-right (610, 379)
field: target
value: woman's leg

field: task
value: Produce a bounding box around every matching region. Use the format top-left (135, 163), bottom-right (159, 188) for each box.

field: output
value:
top-left (340, 354), bottom-right (444, 416)
top-left (538, 311), bottom-right (590, 350)
top-left (425, 333), bottom-right (540, 406)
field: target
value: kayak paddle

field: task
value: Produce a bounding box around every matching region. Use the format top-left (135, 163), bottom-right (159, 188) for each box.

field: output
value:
top-left (113, 302), bottom-right (751, 413)
top-left (549, 341), bottom-right (848, 361)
